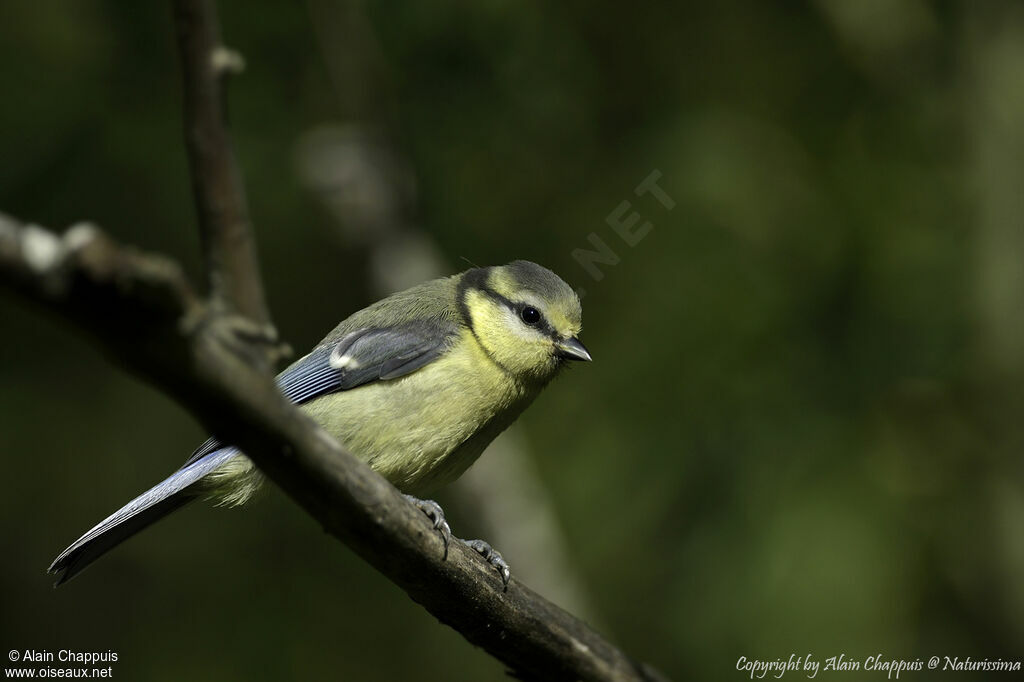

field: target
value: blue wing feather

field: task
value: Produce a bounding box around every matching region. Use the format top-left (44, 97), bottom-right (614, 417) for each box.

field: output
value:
top-left (183, 321), bottom-right (456, 467)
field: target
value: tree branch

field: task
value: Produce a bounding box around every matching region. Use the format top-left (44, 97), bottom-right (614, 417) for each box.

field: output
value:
top-left (172, 0), bottom-right (270, 327)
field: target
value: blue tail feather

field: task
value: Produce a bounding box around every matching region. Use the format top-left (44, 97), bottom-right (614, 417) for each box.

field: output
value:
top-left (48, 448), bottom-right (238, 586)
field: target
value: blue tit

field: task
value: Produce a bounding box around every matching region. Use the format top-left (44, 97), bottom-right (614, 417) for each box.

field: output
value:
top-left (49, 260), bottom-right (591, 585)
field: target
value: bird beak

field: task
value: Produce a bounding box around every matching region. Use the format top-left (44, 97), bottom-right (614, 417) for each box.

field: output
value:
top-left (555, 337), bottom-right (592, 362)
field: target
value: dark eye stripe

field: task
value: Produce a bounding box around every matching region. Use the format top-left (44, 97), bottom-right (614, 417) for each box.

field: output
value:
top-left (458, 277), bottom-right (561, 338)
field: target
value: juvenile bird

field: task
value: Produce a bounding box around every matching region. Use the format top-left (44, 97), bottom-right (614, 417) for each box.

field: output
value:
top-left (49, 260), bottom-right (591, 585)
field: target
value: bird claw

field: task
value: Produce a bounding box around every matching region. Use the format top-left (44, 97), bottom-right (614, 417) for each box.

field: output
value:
top-left (401, 496), bottom-right (510, 589)
top-left (465, 539), bottom-right (511, 590)
top-left (404, 495), bottom-right (452, 558)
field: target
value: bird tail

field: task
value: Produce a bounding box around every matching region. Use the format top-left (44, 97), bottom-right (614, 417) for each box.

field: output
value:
top-left (48, 448), bottom-right (239, 586)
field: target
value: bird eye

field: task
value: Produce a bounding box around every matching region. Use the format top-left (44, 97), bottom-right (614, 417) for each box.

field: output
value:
top-left (520, 306), bottom-right (541, 325)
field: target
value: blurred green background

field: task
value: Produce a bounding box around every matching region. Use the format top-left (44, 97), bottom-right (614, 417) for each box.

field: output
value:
top-left (3, 1), bottom-right (1024, 680)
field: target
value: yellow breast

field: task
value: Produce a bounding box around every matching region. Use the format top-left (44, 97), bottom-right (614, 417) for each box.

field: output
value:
top-left (301, 329), bottom-right (538, 495)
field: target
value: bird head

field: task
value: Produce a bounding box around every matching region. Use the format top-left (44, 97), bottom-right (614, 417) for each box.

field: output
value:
top-left (459, 260), bottom-right (591, 383)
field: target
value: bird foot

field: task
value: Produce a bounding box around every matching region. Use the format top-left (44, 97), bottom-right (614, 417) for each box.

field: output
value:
top-left (402, 497), bottom-right (511, 588)
top-left (404, 495), bottom-right (452, 557)
top-left (464, 539), bottom-right (511, 590)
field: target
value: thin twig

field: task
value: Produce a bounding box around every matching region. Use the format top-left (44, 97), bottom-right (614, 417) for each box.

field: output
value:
top-left (171, 0), bottom-right (270, 326)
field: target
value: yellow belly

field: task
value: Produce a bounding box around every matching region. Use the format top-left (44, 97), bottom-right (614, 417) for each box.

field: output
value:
top-left (302, 329), bottom-right (536, 495)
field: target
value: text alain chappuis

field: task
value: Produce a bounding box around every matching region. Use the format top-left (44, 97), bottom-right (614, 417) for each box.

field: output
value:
top-left (7, 650), bottom-right (117, 679)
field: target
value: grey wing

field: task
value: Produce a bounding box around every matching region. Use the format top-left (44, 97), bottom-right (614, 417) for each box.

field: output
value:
top-left (183, 319), bottom-right (458, 467)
